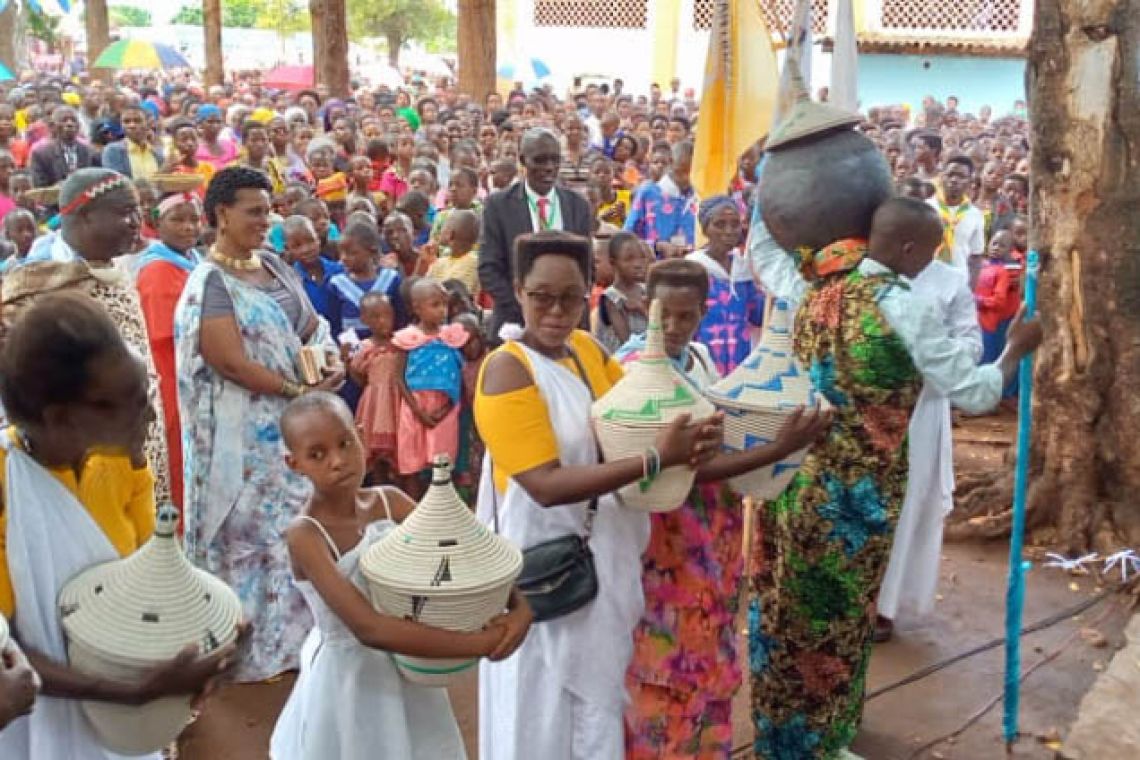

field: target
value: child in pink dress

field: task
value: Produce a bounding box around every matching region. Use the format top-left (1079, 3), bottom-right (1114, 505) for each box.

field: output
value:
top-left (392, 278), bottom-right (467, 498)
top-left (349, 292), bottom-right (401, 484)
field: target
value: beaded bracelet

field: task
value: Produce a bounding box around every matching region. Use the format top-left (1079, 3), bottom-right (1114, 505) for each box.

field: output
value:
top-left (639, 446), bottom-right (662, 493)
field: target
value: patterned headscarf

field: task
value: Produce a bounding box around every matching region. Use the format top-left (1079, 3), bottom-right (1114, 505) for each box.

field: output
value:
top-left (698, 194), bottom-right (738, 231)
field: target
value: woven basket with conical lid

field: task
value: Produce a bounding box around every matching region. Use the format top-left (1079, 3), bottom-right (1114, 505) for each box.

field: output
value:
top-left (57, 504), bottom-right (243, 755)
top-left (592, 299), bottom-right (716, 512)
top-left (707, 300), bottom-right (825, 500)
top-left (361, 456), bottom-right (522, 686)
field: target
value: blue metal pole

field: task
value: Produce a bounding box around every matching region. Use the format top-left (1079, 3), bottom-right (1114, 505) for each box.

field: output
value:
top-left (1003, 249), bottom-right (1040, 746)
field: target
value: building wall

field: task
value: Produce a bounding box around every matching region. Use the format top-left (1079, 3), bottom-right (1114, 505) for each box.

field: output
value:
top-left (856, 53), bottom-right (1026, 114)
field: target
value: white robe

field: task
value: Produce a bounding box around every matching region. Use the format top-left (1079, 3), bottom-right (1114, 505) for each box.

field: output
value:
top-left (878, 262), bottom-right (982, 618)
top-left (475, 339), bottom-right (649, 760)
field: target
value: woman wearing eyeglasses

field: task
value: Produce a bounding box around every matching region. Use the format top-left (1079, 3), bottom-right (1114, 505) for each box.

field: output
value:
top-left (473, 230), bottom-right (722, 759)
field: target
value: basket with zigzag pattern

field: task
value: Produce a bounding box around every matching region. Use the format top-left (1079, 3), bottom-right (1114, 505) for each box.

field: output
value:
top-left (706, 299), bottom-right (825, 501)
top-left (592, 299), bottom-right (717, 512)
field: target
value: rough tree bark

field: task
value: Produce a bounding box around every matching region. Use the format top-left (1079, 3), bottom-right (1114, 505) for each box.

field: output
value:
top-left (458, 0), bottom-right (496, 101)
top-left (204, 0), bottom-right (224, 87)
top-left (385, 32), bottom-right (403, 68)
top-left (310, 0), bottom-right (324, 82)
top-left (86, 0), bottom-right (111, 83)
top-left (315, 0), bottom-right (349, 97)
top-left (0, 3), bottom-right (21, 74)
top-left (951, 0), bottom-right (1140, 552)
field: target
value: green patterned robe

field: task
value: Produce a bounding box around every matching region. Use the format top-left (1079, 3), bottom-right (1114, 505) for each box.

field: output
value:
top-left (749, 260), bottom-right (921, 759)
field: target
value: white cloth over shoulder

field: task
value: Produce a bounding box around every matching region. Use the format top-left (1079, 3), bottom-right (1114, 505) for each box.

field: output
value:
top-left (475, 340), bottom-right (649, 760)
top-left (0, 435), bottom-right (159, 760)
top-left (879, 262), bottom-right (979, 619)
top-left (746, 221), bottom-right (1003, 414)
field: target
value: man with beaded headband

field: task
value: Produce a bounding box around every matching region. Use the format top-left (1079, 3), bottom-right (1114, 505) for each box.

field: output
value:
top-left (1, 168), bottom-right (172, 505)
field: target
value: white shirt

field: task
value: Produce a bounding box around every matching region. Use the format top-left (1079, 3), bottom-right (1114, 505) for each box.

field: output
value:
top-left (910, 260), bottom-right (983, 363)
top-left (926, 197), bottom-right (985, 274)
top-left (584, 114), bottom-right (603, 147)
top-left (523, 181), bottom-right (563, 232)
top-left (747, 222), bottom-right (1003, 415)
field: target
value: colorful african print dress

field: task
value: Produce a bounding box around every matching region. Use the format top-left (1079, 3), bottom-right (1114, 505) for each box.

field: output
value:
top-left (748, 242), bottom-right (920, 759)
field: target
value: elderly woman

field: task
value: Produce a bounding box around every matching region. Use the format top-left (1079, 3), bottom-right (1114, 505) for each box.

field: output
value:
top-left (474, 231), bottom-right (721, 759)
top-left (685, 195), bottom-right (765, 376)
top-left (2, 168), bottom-right (171, 504)
top-left (174, 167), bottom-right (343, 756)
top-left (136, 191), bottom-right (204, 509)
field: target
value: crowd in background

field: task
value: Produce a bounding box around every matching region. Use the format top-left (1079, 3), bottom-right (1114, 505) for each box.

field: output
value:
top-left (0, 66), bottom-right (1035, 759)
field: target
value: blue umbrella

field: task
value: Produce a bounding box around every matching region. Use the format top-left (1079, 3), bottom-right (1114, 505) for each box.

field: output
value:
top-left (497, 57), bottom-right (552, 82)
top-left (0, 61), bottom-right (12, 82)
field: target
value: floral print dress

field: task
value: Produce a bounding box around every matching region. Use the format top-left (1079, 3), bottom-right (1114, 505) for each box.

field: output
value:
top-left (620, 341), bottom-right (745, 759)
top-left (175, 261), bottom-right (334, 682)
top-left (749, 247), bottom-right (920, 759)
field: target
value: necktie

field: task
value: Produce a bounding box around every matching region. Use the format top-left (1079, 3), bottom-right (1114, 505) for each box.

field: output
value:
top-left (537, 197), bottom-right (550, 230)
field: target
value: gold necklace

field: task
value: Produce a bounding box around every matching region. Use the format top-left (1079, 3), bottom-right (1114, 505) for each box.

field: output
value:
top-left (209, 246), bottom-right (262, 271)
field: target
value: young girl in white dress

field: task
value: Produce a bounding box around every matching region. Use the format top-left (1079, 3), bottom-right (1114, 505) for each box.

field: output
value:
top-left (270, 392), bottom-right (532, 760)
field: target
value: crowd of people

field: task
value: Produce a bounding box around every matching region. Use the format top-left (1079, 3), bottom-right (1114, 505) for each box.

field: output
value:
top-left (0, 67), bottom-right (1040, 760)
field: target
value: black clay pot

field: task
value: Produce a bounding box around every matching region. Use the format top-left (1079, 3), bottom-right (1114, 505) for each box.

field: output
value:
top-left (758, 130), bottom-right (893, 252)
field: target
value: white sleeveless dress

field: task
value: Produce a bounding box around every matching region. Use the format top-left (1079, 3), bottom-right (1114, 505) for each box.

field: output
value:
top-left (269, 501), bottom-right (466, 760)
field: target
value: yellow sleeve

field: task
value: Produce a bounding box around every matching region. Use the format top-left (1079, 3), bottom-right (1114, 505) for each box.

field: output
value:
top-left (475, 344), bottom-right (561, 493)
top-left (126, 465), bottom-right (157, 550)
top-left (568, 330), bottom-right (624, 396)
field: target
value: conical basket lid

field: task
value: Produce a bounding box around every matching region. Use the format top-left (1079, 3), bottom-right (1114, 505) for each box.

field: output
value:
top-left (592, 299), bottom-right (716, 424)
top-left (766, 60), bottom-right (861, 151)
top-left (59, 505), bottom-right (242, 664)
top-left (709, 299), bottom-right (819, 409)
top-left (361, 456), bottom-right (522, 594)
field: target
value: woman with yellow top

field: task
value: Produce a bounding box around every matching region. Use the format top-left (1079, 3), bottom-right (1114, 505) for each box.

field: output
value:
top-left (0, 293), bottom-right (235, 759)
top-left (473, 231), bottom-right (722, 759)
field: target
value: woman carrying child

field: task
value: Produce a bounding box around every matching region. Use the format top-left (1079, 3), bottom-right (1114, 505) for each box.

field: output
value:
top-left (270, 392), bottom-right (531, 759)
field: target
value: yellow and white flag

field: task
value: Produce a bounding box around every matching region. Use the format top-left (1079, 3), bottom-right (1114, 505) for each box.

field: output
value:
top-left (691, 0), bottom-right (780, 202)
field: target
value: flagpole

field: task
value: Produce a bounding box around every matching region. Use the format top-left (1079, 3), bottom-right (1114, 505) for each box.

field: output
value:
top-left (1002, 249), bottom-right (1039, 748)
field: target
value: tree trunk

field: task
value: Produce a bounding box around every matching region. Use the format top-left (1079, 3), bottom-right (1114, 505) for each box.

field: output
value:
top-left (85, 0), bottom-right (111, 83)
top-left (386, 32), bottom-right (402, 68)
top-left (315, 0), bottom-right (349, 97)
top-left (962, 0), bottom-right (1140, 552)
top-left (310, 0), bottom-right (324, 87)
top-left (458, 0), bottom-right (496, 101)
top-left (203, 0), bottom-right (224, 87)
top-left (0, 3), bottom-right (18, 74)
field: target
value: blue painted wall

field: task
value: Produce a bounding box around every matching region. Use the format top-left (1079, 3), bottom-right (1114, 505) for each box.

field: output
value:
top-left (856, 54), bottom-right (1026, 116)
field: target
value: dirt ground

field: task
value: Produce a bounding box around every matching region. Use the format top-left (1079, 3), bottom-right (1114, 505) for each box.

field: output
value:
top-left (446, 414), bottom-right (1136, 759)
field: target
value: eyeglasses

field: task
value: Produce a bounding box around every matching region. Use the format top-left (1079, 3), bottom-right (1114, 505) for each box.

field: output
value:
top-left (524, 289), bottom-right (586, 312)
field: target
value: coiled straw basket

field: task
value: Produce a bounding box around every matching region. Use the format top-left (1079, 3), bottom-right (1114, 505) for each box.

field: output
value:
top-left (707, 299), bottom-right (824, 501)
top-left (592, 299), bottom-right (716, 512)
top-left (361, 456), bottom-right (522, 686)
top-left (58, 505), bottom-right (243, 755)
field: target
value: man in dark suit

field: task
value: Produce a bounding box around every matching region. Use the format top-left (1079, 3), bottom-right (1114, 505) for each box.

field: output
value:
top-left (479, 127), bottom-right (593, 339)
top-left (30, 106), bottom-right (98, 188)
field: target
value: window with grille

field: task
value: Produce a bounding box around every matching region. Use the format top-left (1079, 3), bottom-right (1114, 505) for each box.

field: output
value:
top-left (692, 0), bottom-right (829, 35)
top-left (535, 0), bottom-right (650, 29)
top-left (881, 0), bottom-right (1022, 32)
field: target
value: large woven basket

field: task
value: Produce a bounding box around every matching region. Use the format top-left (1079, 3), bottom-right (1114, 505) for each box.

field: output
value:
top-left (361, 456), bottom-right (522, 686)
top-left (592, 299), bottom-right (716, 512)
top-left (707, 299), bottom-right (825, 501)
top-left (58, 505), bottom-right (243, 755)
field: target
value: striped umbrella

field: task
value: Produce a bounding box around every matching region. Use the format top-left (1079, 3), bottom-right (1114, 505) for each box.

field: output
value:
top-left (496, 57), bottom-right (551, 82)
top-left (93, 39), bottom-right (191, 71)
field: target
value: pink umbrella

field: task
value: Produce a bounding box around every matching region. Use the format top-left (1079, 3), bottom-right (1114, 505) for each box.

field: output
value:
top-left (262, 65), bottom-right (315, 92)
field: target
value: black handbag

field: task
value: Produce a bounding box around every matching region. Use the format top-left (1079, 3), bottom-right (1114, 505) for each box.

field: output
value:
top-left (492, 346), bottom-right (601, 623)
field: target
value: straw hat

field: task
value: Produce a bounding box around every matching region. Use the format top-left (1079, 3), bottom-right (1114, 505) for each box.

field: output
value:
top-left (707, 300), bottom-right (825, 500)
top-left (59, 505), bottom-right (242, 754)
top-left (766, 59), bottom-right (861, 152)
top-left (592, 299), bottom-right (716, 512)
top-left (362, 456), bottom-right (522, 686)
